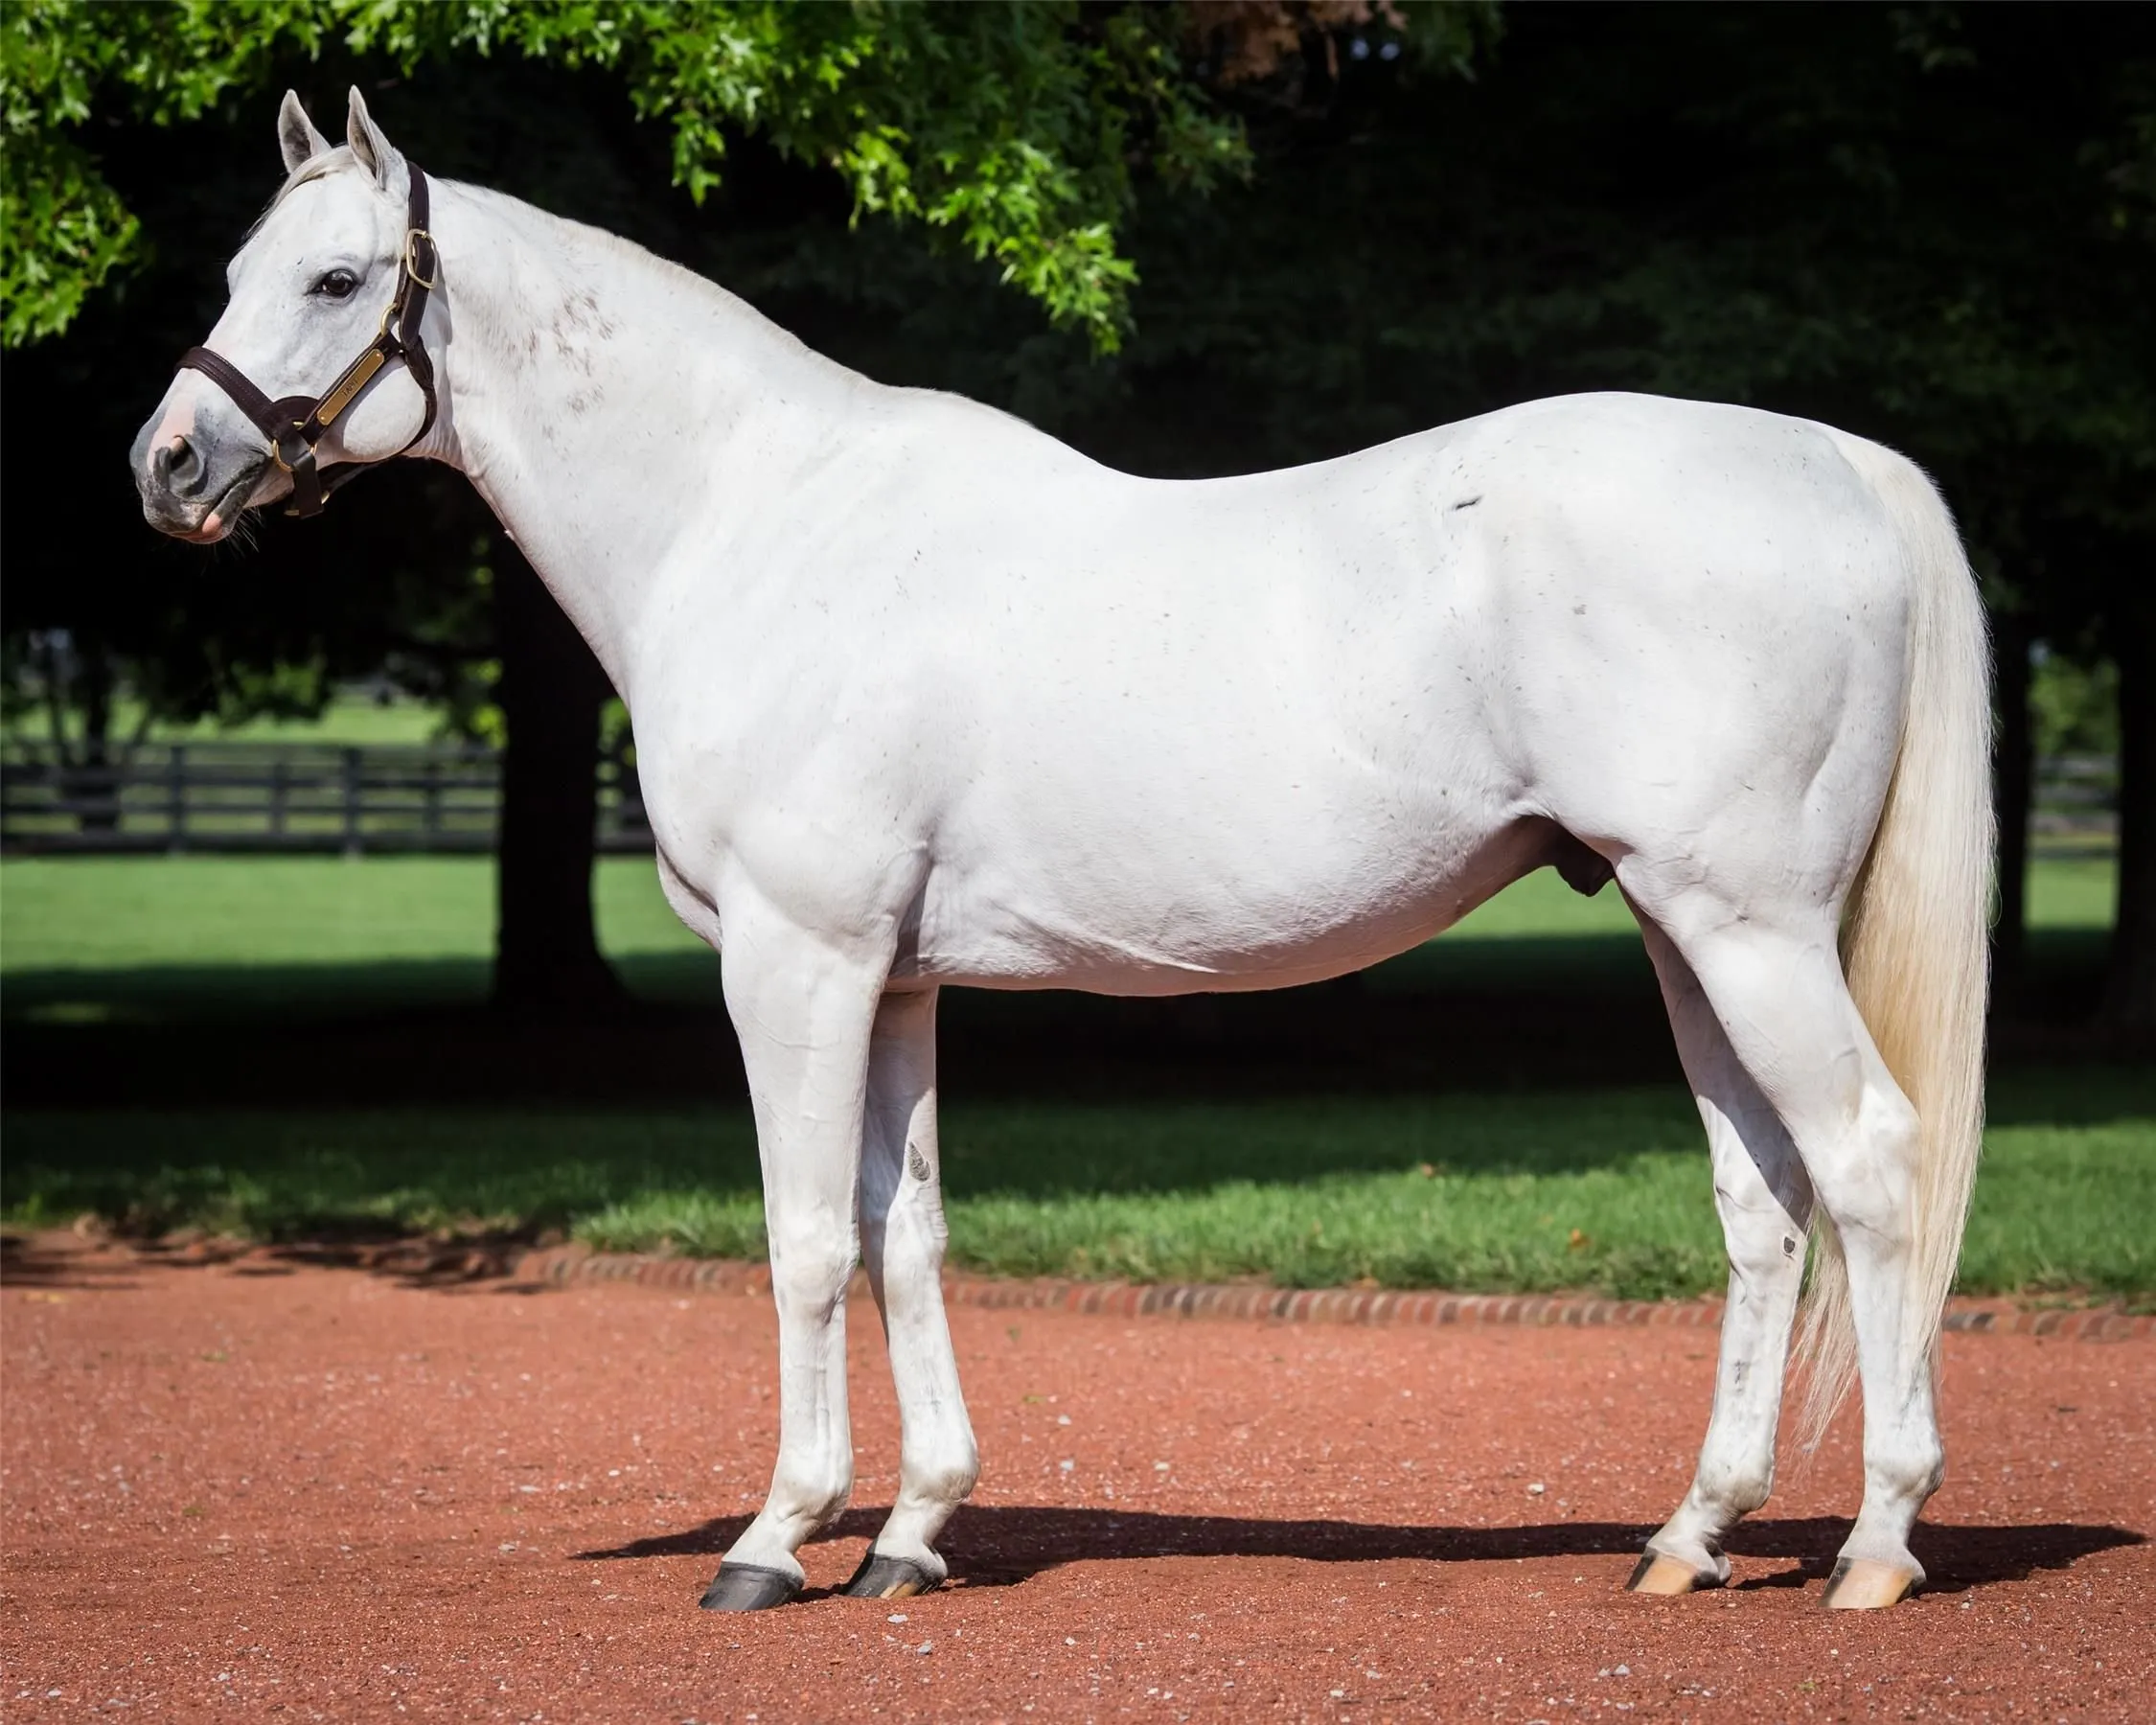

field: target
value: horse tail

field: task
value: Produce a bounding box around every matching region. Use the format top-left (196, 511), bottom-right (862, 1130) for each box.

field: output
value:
top-left (1796, 435), bottom-right (1994, 1446)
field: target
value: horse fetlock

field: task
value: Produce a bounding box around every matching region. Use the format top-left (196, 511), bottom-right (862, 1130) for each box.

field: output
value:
top-left (768, 1463), bottom-right (853, 1534)
top-left (1865, 1435), bottom-right (1945, 1507)
top-left (901, 1448), bottom-right (979, 1512)
top-left (1693, 1458), bottom-right (1775, 1521)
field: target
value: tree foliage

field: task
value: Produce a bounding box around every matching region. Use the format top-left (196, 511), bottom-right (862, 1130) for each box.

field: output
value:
top-left (2, 0), bottom-right (1271, 350)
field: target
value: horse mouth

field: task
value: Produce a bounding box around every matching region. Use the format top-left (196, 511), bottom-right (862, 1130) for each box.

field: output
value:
top-left (172, 462), bottom-right (270, 543)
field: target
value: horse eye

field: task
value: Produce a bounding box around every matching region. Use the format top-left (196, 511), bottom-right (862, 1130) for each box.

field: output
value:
top-left (312, 268), bottom-right (359, 300)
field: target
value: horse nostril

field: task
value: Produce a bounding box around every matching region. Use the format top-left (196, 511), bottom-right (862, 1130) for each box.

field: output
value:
top-left (154, 435), bottom-right (204, 496)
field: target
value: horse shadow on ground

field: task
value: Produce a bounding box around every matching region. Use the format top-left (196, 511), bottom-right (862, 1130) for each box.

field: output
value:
top-left (572, 1506), bottom-right (2142, 1598)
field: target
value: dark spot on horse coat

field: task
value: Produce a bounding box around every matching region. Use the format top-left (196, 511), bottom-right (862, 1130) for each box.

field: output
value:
top-left (1450, 495), bottom-right (1482, 511)
top-left (546, 288), bottom-right (617, 377)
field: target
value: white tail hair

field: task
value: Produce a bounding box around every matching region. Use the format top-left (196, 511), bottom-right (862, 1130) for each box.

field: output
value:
top-left (1796, 436), bottom-right (1995, 1446)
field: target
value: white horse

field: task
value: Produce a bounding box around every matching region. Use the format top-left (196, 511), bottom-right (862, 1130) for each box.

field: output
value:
top-left (134, 92), bottom-right (1992, 1613)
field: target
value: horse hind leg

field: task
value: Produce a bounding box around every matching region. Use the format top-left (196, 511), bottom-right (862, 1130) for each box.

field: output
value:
top-left (844, 986), bottom-right (979, 1599)
top-left (1632, 883), bottom-right (1942, 1609)
top-left (1625, 915), bottom-right (1813, 1597)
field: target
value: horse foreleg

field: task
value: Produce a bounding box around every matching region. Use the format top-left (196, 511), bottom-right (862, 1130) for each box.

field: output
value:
top-left (844, 985), bottom-right (979, 1599)
top-left (1627, 916), bottom-right (1812, 1596)
top-left (699, 915), bottom-right (883, 1612)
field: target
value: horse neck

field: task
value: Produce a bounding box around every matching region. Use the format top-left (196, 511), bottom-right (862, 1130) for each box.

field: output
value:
top-left (427, 181), bottom-right (862, 696)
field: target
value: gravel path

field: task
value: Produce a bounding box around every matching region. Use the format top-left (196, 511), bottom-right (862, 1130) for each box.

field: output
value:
top-left (4, 1236), bottom-right (2149, 1720)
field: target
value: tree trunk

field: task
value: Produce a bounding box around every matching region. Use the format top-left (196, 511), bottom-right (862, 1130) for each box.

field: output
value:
top-left (1990, 610), bottom-right (2031, 1009)
top-left (2101, 607), bottom-right (2155, 1034)
top-left (75, 637), bottom-right (122, 834)
top-left (492, 540), bottom-right (626, 1015)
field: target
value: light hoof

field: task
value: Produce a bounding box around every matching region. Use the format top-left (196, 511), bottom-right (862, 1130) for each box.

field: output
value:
top-left (841, 1550), bottom-right (941, 1600)
top-left (1624, 1552), bottom-right (1717, 1597)
top-left (699, 1560), bottom-right (803, 1612)
top-left (1822, 1556), bottom-right (1917, 1610)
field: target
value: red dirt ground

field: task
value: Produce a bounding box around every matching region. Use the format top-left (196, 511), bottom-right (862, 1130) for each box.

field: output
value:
top-left (3, 1237), bottom-right (2150, 1721)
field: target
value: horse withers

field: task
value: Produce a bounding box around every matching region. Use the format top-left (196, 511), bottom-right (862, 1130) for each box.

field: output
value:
top-left (133, 90), bottom-right (1992, 1614)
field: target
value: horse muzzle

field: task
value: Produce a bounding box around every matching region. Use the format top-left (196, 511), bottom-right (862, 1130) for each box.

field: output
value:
top-left (129, 402), bottom-right (274, 542)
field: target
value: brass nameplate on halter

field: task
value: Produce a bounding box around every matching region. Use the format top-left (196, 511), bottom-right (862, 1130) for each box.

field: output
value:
top-left (316, 348), bottom-right (390, 426)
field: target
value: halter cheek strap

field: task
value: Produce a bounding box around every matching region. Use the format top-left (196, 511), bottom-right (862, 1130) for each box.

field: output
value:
top-left (177, 165), bottom-right (439, 518)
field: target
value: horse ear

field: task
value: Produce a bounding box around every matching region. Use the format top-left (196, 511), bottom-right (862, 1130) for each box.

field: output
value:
top-left (344, 86), bottom-right (409, 199)
top-left (278, 90), bottom-right (332, 174)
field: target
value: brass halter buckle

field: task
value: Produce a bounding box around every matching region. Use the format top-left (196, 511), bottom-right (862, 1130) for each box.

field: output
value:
top-left (403, 229), bottom-right (437, 290)
top-left (268, 424), bottom-right (311, 474)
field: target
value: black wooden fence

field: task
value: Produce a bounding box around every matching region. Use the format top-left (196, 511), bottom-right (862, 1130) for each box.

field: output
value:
top-left (0, 740), bottom-right (652, 855)
top-left (2031, 752), bottom-right (2122, 855)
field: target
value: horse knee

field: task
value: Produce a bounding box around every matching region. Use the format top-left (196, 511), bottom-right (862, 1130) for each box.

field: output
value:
top-left (1869, 1430), bottom-right (1945, 1503)
top-left (768, 1226), bottom-right (857, 1318)
top-left (884, 1204), bottom-right (948, 1272)
top-left (867, 1201), bottom-right (950, 1303)
top-left (1715, 1188), bottom-right (1806, 1286)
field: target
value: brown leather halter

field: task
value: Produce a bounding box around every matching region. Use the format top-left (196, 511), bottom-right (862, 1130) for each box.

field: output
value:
top-left (177, 166), bottom-right (440, 518)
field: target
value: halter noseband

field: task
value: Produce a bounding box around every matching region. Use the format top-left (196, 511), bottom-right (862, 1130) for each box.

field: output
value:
top-left (177, 165), bottom-right (440, 518)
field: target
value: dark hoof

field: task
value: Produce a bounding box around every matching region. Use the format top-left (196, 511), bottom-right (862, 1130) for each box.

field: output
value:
top-left (841, 1550), bottom-right (941, 1600)
top-left (699, 1561), bottom-right (802, 1612)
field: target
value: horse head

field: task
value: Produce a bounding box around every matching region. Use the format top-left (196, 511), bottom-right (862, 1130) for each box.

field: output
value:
top-left (130, 89), bottom-right (441, 541)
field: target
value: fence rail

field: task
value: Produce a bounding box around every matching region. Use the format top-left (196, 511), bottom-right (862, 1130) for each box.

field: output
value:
top-left (0, 741), bottom-right (652, 856)
top-left (2030, 751), bottom-right (2120, 851)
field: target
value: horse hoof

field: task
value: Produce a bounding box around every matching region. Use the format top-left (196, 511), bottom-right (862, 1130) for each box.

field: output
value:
top-left (1822, 1557), bottom-right (1917, 1610)
top-left (841, 1550), bottom-right (941, 1600)
top-left (698, 1561), bottom-right (802, 1612)
top-left (1624, 1552), bottom-right (1714, 1597)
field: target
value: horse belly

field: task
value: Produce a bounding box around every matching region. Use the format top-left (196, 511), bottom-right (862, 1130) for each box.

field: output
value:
top-left (902, 776), bottom-right (1530, 996)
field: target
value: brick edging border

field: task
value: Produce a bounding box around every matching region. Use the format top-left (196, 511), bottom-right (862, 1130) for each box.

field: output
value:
top-left (509, 1247), bottom-right (2154, 1341)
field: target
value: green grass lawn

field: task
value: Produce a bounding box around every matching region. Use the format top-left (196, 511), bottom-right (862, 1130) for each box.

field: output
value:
top-left (4, 1068), bottom-right (2148, 1302)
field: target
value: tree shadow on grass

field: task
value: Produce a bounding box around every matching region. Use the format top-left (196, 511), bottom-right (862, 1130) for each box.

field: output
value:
top-left (0, 1226), bottom-right (547, 1293)
top-left (572, 1506), bottom-right (2142, 1597)
top-left (0, 1230), bottom-right (147, 1292)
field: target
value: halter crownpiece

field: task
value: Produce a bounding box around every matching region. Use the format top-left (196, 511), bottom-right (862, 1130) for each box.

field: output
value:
top-left (176, 164), bottom-right (439, 518)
